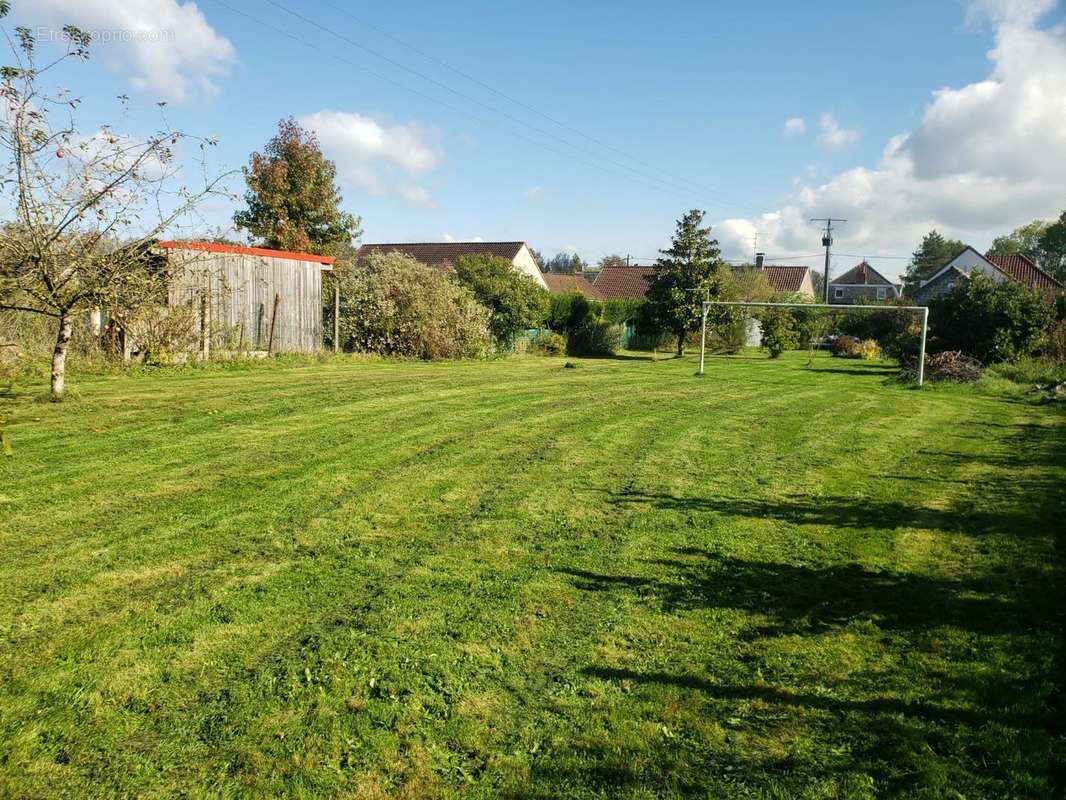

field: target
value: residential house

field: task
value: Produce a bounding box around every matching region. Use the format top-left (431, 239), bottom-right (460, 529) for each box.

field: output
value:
top-left (154, 241), bottom-right (334, 353)
top-left (542, 272), bottom-right (603, 299)
top-left (760, 265), bottom-right (815, 298)
top-left (593, 265), bottom-right (657, 299)
top-left (829, 261), bottom-right (901, 304)
top-left (912, 246), bottom-right (1063, 304)
top-left (356, 241), bottom-right (548, 290)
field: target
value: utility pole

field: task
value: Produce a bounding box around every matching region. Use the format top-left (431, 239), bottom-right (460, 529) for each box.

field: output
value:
top-left (811, 217), bottom-right (846, 304)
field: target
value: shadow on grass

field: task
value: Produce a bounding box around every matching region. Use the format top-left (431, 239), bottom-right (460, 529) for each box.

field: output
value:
top-left (605, 489), bottom-right (1028, 537)
top-left (580, 666), bottom-right (1050, 730)
top-left (804, 366), bottom-right (900, 377)
top-left (558, 551), bottom-right (1030, 636)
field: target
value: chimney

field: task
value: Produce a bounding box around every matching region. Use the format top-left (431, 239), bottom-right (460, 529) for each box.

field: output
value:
top-left (755, 252), bottom-right (765, 269)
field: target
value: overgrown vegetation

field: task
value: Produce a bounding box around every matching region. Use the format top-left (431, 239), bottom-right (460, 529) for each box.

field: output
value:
top-left (759, 308), bottom-right (798, 358)
top-left (0, 352), bottom-right (1062, 797)
top-left (831, 335), bottom-right (882, 360)
top-left (333, 251), bottom-right (491, 359)
top-left (453, 254), bottom-right (548, 349)
top-left (929, 274), bottom-right (1053, 363)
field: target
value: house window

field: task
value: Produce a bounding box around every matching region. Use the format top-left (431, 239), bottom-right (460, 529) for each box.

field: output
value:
top-left (834, 288), bottom-right (843, 299)
top-left (877, 287), bottom-right (886, 300)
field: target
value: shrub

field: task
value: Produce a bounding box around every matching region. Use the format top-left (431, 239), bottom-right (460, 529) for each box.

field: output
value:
top-left (831, 335), bottom-right (861, 358)
top-left (703, 315), bottom-right (749, 354)
top-left (829, 336), bottom-right (880, 360)
top-left (567, 321), bottom-right (621, 357)
top-left (1043, 319), bottom-right (1066, 363)
top-left (857, 339), bottom-right (882, 360)
top-left (547, 293), bottom-right (603, 333)
top-left (761, 309), bottom-right (799, 358)
top-left (336, 252), bottom-right (491, 359)
top-left (929, 274), bottom-right (1053, 363)
top-left (529, 331), bottom-right (566, 356)
top-left (601, 298), bottom-right (643, 325)
top-left (925, 351), bottom-right (982, 383)
top-left (126, 303), bottom-right (200, 364)
top-left (454, 254), bottom-right (549, 347)
top-left (988, 357), bottom-right (1066, 385)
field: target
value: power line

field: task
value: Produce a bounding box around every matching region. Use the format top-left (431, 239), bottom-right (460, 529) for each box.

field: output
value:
top-left (835, 253), bottom-right (912, 260)
top-left (315, 0), bottom-right (714, 198)
top-left (207, 0), bottom-right (728, 203)
top-left (258, 0), bottom-right (736, 206)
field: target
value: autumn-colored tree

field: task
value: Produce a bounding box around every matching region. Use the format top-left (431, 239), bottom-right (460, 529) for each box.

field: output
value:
top-left (234, 118), bottom-right (361, 256)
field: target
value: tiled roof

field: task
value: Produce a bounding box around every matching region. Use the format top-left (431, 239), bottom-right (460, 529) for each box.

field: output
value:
top-left (831, 261), bottom-right (893, 286)
top-left (156, 240), bottom-right (335, 265)
top-left (357, 241), bottom-right (526, 273)
top-left (986, 253), bottom-right (1063, 292)
top-left (761, 265), bottom-right (810, 294)
top-left (593, 265), bottom-right (656, 299)
top-left (542, 272), bottom-right (603, 299)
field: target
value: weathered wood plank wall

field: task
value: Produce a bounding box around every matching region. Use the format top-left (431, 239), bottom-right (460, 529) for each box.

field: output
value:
top-left (166, 250), bottom-right (325, 352)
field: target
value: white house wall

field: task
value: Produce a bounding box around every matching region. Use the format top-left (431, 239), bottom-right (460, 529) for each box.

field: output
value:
top-left (513, 245), bottom-right (549, 289)
top-left (941, 248), bottom-right (1004, 281)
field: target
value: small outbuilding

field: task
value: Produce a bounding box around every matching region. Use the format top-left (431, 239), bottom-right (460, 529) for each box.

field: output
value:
top-left (157, 241), bottom-right (334, 352)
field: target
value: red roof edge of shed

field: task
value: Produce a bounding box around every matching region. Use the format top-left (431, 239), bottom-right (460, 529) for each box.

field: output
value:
top-left (156, 240), bottom-right (335, 265)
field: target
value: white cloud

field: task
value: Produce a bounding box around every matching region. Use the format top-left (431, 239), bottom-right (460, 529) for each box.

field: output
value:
top-left (24, 0), bottom-right (234, 102)
top-left (817, 113), bottom-right (861, 149)
top-left (441, 234), bottom-right (484, 243)
top-left (524, 185), bottom-right (545, 201)
top-left (713, 0), bottom-right (1066, 280)
top-left (783, 117), bottom-right (807, 137)
top-left (299, 110), bottom-right (443, 208)
top-left (966, 0), bottom-right (1055, 25)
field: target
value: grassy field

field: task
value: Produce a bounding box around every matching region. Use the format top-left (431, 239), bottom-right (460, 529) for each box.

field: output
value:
top-left (0, 351), bottom-right (1063, 798)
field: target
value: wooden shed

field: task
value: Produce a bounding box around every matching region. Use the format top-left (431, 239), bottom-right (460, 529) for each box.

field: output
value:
top-left (156, 241), bottom-right (334, 353)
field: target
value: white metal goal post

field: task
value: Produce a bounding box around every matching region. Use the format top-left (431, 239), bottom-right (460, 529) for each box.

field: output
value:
top-left (698, 300), bottom-right (930, 386)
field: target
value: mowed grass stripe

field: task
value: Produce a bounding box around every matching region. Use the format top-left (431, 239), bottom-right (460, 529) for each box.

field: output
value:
top-left (0, 352), bottom-right (1061, 799)
top-left (1, 369), bottom-right (711, 796)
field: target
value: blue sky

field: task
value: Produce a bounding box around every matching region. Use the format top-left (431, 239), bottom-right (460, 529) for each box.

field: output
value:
top-left (13, 0), bottom-right (1066, 278)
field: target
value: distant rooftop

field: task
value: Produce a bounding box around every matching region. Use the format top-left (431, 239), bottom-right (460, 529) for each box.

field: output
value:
top-left (357, 241), bottom-right (526, 273)
top-left (593, 265), bottom-right (657, 299)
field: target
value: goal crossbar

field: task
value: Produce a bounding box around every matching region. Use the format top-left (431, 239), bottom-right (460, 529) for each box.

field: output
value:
top-left (699, 300), bottom-right (930, 386)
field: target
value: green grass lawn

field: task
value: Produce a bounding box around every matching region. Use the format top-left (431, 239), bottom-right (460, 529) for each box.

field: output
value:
top-left (1, 351), bottom-right (1063, 798)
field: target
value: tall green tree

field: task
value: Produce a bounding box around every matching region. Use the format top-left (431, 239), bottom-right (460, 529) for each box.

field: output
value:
top-left (988, 219), bottom-right (1049, 261)
top-left (903, 230), bottom-right (965, 296)
top-left (454, 254), bottom-right (549, 347)
top-left (234, 118), bottom-right (361, 256)
top-left (646, 209), bottom-right (726, 356)
top-left (1038, 211), bottom-right (1066, 281)
top-left (597, 254), bottom-right (628, 269)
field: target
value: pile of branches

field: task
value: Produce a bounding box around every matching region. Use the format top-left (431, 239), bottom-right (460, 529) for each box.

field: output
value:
top-left (925, 351), bottom-right (982, 383)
